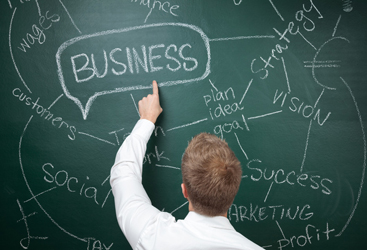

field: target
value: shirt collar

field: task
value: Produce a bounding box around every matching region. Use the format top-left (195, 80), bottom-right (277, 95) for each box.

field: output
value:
top-left (184, 211), bottom-right (235, 230)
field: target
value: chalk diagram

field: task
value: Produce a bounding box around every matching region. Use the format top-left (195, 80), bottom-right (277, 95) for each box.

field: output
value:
top-left (6, 0), bottom-right (366, 249)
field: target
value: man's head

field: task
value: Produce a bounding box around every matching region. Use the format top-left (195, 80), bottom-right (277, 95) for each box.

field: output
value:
top-left (181, 133), bottom-right (242, 216)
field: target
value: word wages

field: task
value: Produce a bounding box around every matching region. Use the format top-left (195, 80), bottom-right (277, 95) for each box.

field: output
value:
top-left (18, 10), bottom-right (60, 52)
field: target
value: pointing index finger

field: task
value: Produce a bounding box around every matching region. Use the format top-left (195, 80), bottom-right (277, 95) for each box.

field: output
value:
top-left (152, 80), bottom-right (159, 95)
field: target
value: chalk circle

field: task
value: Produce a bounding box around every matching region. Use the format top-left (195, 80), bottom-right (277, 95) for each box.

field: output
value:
top-left (18, 116), bottom-right (87, 243)
top-left (311, 36), bottom-right (350, 90)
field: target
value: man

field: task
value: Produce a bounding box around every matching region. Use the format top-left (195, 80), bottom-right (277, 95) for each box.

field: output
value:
top-left (110, 81), bottom-right (264, 250)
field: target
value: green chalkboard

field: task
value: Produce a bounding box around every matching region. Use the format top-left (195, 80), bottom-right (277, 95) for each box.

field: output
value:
top-left (1, 0), bottom-right (367, 249)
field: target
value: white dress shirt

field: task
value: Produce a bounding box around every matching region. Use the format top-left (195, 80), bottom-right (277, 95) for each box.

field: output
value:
top-left (110, 119), bottom-right (264, 250)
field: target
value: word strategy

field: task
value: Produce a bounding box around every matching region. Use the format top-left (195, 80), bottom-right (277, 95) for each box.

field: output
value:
top-left (251, 0), bottom-right (323, 80)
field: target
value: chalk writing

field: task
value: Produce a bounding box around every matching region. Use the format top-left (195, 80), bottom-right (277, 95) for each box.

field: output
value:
top-left (203, 86), bottom-right (244, 120)
top-left (42, 163), bottom-right (112, 208)
top-left (9, 8), bottom-right (32, 93)
top-left (214, 119), bottom-right (244, 139)
top-left (71, 43), bottom-right (198, 83)
top-left (273, 89), bottom-right (332, 126)
top-left (143, 146), bottom-right (170, 165)
top-left (229, 203), bottom-right (313, 223)
top-left (251, 0), bottom-right (322, 79)
top-left (16, 199), bottom-right (48, 249)
top-left (131, 0), bottom-right (179, 23)
top-left (56, 23), bottom-right (211, 120)
top-left (276, 221), bottom-right (335, 249)
top-left (86, 238), bottom-right (113, 250)
top-left (12, 88), bottom-right (77, 140)
top-left (5, 1), bottom-right (367, 249)
top-left (244, 159), bottom-right (333, 195)
top-left (17, 11), bottom-right (60, 52)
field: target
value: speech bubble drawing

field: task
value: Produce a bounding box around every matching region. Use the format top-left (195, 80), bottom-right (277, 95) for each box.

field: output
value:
top-left (56, 23), bottom-right (211, 120)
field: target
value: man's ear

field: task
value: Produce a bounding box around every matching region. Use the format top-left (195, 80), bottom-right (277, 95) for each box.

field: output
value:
top-left (181, 183), bottom-right (188, 199)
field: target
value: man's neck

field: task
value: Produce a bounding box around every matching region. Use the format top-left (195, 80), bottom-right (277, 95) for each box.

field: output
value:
top-left (188, 202), bottom-right (227, 217)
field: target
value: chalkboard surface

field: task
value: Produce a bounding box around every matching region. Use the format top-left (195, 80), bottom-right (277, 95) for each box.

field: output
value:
top-left (1, 0), bottom-right (367, 249)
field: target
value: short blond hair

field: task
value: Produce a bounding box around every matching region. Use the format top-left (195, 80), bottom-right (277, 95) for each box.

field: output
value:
top-left (181, 133), bottom-right (242, 216)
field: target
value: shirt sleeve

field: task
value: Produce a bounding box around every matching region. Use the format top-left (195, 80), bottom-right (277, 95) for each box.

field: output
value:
top-left (110, 119), bottom-right (161, 249)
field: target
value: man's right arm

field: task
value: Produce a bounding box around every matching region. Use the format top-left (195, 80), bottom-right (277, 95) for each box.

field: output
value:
top-left (110, 81), bottom-right (163, 248)
top-left (110, 119), bottom-right (160, 248)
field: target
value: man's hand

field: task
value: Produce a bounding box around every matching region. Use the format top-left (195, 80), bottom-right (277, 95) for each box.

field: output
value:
top-left (138, 80), bottom-right (163, 124)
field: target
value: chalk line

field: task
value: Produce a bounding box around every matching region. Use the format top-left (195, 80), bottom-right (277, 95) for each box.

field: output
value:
top-left (300, 119), bottom-right (313, 173)
top-left (17, 200), bottom-right (37, 223)
top-left (336, 77), bottom-right (366, 236)
top-left (16, 199), bottom-right (48, 249)
top-left (109, 127), bottom-right (125, 134)
top-left (170, 201), bottom-right (189, 214)
top-left (248, 110), bottom-right (282, 120)
top-left (332, 15), bottom-right (342, 37)
top-left (109, 128), bottom-right (125, 145)
top-left (35, 0), bottom-right (41, 16)
top-left (273, 27), bottom-right (290, 43)
top-left (9, 8), bottom-right (32, 94)
top-left (101, 175), bottom-right (110, 186)
top-left (24, 186), bottom-right (57, 203)
top-left (19, 115), bottom-right (87, 242)
top-left (144, 6), bottom-right (154, 23)
top-left (58, 0), bottom-right (82, 34)
top-left (130, 94), bottom-right (140, 117)
top-left (7, 0), bottom-right (12, 8)
top-left (298, 31), bottom-right (317, 50)
top-left (268, 0), bottom-right (284, 21)
top-left (234, 132), bottom-right (249, 160)
top-left (304, 60), bottom-right (341, 69)
top-left (48, 94), bottom-right (64, 110)
top-left (101, 189), bottom-right (112, 208)
top-left (167, 118), bottom-right (208, 132)
top-left (275, 220), bottom-right (287, 239)
top-left (78, 132), bottom-right (116, 146)
top-left (310, 36), bottom-right (349, 90)
top-left (264, 182), bottom-right (274, 203)
top-left (156, 164), bottom-right (181, 170)
top-left (304, 60), bottom-right (341, 64)
top-left (281, 57), bottom-right (291, 93)
top-left (16, 211), bottom-right (37, 223)
top-left (242, 114), bottom-right (250, 131)
top-left (209, 79), bottom-right (218, 92)
top-left (304, 64), bottom-right (340, 68)
top-left (209, 35), bottom-right (275, 42)
top-left (239, 78), bottom-right (253, 105)
top-left (314, 88), bottom-right (325, 108)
